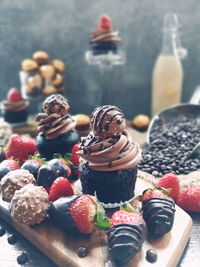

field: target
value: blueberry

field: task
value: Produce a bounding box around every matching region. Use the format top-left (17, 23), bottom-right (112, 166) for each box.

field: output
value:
top-left (17, 252), bottom-right (28, 265)
top-left (77, 246), bottom-right (88, 257)
top-left (0, 167), bottom-right (12, 180)
top-left (47, 159), bottom-right (67, 178)
top-left (0, 147), bottom-right (6, 163)
top-left (0, 225), bottom-right (5, 236)
top-left (37, 165), bottom-right (55, 187)
top-left (7, 233), bottom-right (17, 244)
top-left (21, 161), bottom-right (40, 178)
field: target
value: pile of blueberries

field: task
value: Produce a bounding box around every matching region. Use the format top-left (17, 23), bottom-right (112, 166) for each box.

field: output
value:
top-left (138, 119), bottom-right (200, 177)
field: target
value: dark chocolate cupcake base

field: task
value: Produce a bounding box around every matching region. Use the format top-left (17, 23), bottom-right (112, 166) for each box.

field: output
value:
top-left (91, 42), bottom-right (117, 55)
top-left (79, 163), bottom-right (137, 207)
top-left (2, 109), bottom-right (28, 124)
top-left (36, 130), bottom-right (80, 160)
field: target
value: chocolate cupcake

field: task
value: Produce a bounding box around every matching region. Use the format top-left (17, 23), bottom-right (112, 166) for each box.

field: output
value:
top-left (2, 88), bottom-right (29, 125)
top-left (78, 105), bottom-right (142, 207)
top-left (90, 15), bottom-right (121, 55)
top-left (35, 94), bottom-right (79, 160)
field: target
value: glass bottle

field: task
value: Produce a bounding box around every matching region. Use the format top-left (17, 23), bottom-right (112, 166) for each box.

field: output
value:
top-left (151, 13), bottom-right (184, 116)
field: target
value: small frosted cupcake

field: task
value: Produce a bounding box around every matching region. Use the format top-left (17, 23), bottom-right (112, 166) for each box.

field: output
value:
top-left (78, 105), bottom-right (142, 207)
top-left (35, 94), bottom-right (79, 160)
top-left (2, 88), bottom-right (29, 125)
top-left (90, 15), bottom-right (121, 55)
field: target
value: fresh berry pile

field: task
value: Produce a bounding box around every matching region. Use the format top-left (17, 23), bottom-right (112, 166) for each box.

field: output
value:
top-left (138, 120), bottom-right (200, 176)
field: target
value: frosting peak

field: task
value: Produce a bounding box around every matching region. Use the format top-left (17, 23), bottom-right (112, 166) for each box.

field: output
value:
top-left (36, 94), bottom-right (76, 140)
top-left (90, 105), bottom-right (126, 138)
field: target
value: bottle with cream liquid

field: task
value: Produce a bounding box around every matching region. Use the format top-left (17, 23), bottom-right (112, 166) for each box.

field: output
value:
top-left (151, 13), bottom-right (184, 116)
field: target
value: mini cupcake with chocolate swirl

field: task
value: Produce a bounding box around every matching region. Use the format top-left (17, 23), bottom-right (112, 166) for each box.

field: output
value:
top-left (35, 94), bottom-right (79, 160)
top-left (78, 105), bottom-right (142, 207)
top-left (90, 15), bottom-right (121, 55)
top-left (1, 88), bottom-right (29, 125)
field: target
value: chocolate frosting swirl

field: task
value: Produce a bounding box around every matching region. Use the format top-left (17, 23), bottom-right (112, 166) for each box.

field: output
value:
top-left (107, 223), bottom-right (147, 266)
top-left (79, 105), bottom-right (142, 171)
top-left (142, 197), bottom-right (176, 238)
top-left (79, 131), bottom-right (141, 171)
top-left (91, 28), bottom-right (120, 44)
top-left (2, 99), bottom-right (28, 111)
top-left (35, 94), bottom-right (76, 140)
top-left (36, 113), bottom-right (76, 140)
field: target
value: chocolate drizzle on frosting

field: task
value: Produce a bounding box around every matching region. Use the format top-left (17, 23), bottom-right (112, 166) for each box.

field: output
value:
top-left (35, 94), bottom-right (76, 140)
top-left (79, 105), bottom-right (142, 171)
top-left (107, 223), bottom-right (147, 266)
top-left (142, 197), bottom-right (176, 238)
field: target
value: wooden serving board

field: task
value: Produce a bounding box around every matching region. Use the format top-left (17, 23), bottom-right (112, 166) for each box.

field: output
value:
top-left (0, 172), bottom-right (192, 267)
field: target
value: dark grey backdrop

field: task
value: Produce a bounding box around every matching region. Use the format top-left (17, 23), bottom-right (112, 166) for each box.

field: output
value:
top-left (0, 0), bottom-right (199, 118)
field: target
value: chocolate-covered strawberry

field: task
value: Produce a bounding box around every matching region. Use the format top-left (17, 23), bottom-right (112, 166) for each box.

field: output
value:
top-left (141, 188), bottom-right (176, 238)
top-left (107, 207), bottom-right (147, 266)
top-left (48, 194), bottom-right (110, 235)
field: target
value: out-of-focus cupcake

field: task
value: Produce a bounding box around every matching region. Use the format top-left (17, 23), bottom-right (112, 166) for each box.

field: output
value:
top-left (90, 15), bottom-right (121, 55)
top-left (35, 94), bottom-right (80, 160)
top-left (1, 88), bottom-right (29, 125)
top-left (78, 105), bottom-right (142, 208)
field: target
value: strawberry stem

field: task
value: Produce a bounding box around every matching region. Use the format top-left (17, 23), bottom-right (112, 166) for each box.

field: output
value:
top-left (120, 202), bottom-right (140, 214)
top-left (91, 194), bottom-right (110, 231)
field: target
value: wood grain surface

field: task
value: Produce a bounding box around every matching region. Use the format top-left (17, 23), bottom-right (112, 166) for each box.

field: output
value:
top-left (0, 173), bottom-right (192, 267)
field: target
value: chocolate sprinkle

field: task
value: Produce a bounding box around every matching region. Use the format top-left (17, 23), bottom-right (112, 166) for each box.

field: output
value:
top-left (77, 246), bottom-right (88, 258)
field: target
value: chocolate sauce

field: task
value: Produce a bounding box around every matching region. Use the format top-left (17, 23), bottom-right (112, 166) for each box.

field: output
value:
top-left (0, 225), bottom-right (5, 236)
top-left (48, 195), bottom-right (81, 233)
top-left (142, 197), bottom-right (175, 238)
top-left (107, 223), bottom-right (147, 266)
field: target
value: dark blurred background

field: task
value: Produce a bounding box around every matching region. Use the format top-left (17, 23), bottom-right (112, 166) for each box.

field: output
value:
top-left (0, 0), bottom-right (199, 118)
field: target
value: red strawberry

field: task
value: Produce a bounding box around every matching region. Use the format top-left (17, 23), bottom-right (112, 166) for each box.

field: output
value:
top-left (98, 14), bottom-right (112, 30)
top-left (6, 134), bottom-right (29, 164)
top-left (49, 177), bottom-right (74, 201)
top-left (69, 194), bottom-right (97, 234)
top-left (7, 88), bottom-right (23, 102)
top-left (22, 136), bottom-right (37, 155)
top-left (0, 159), bottom-right (20, 170)
top-left (69, 144), bottom-right (80, 178)
top-left (141, 187), bottom-right (169, 201)
top-left (157, 173), bottom-right (180, 201)
top-left (110, 210), bottom-right (145, 228)
top-left (176, 185), bottom-right (200, 212)
top-left (49, 194), bottom-right (110, 234)
top-left (70, 144), bottom-right (80, 167)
